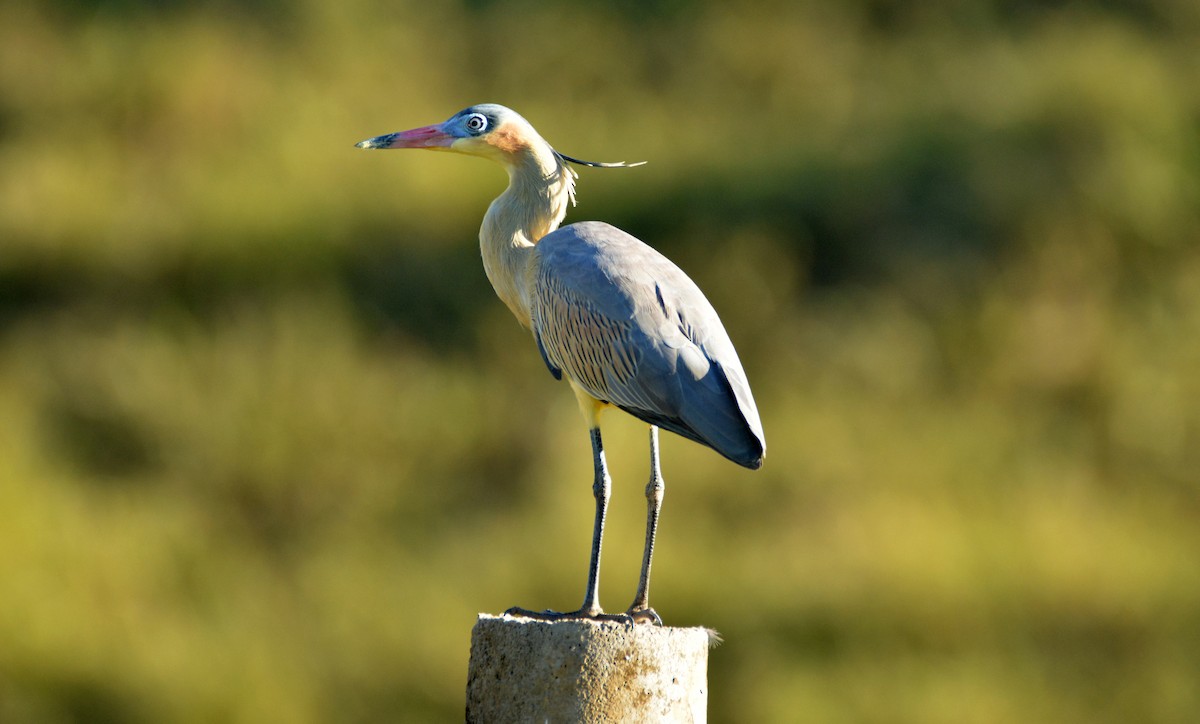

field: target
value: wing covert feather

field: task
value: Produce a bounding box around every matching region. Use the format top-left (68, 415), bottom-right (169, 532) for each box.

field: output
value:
top-left (531, 221), bottom-right (764, 468)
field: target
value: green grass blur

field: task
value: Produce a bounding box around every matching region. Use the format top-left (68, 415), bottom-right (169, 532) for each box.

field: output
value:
top-left (2, 0), bottom-right (1198, 721)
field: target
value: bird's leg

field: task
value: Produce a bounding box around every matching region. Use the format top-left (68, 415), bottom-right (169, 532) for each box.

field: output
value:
top-left (505, 426), bottom-right (630, 623)
top-left (578, 426), bottom-right (611, 616)
top-left (627, 426), bottom-right (665, 625)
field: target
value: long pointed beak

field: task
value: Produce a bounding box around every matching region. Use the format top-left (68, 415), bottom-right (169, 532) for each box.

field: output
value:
top-left (355, 123), bottom-right (455, 150)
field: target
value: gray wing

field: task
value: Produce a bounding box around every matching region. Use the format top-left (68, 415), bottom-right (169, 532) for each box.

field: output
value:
top-left (531, 221), bottom-right (765, 469)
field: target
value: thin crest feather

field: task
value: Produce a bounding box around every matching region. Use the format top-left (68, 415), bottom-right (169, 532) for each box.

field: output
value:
top-left (554, 150), bottom-right (647, 169)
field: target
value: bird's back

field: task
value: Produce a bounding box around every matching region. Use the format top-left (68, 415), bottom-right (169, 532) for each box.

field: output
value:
top-left (531, 221), bottom-right (765, 468)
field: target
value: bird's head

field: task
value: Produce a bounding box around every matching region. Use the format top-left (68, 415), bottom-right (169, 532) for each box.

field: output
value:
top-left (356, 104), bottom-right (644, 171)
top-left (355, 104), bottom-right (536, 165)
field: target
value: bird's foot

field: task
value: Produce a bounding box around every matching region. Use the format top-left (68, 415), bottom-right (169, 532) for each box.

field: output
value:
top-left (503, 605), bottom-right (635, 625)
top-left (625, 606), bottom-right (663, 626)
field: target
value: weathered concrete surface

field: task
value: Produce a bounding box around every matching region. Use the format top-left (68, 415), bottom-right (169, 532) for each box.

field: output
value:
top-left (466, 614), bottom-right (713, 723)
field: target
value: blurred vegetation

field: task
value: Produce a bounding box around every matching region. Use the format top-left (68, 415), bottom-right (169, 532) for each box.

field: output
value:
top-left (2, 0), bottom-right (1199, 721)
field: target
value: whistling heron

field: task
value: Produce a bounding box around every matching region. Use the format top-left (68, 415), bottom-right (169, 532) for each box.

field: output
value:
top-left (357, 104), bottom-right (765, 624)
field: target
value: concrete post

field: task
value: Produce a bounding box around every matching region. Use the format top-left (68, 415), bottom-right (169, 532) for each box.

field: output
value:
top-left (465, 614), bottom-right (714, 723)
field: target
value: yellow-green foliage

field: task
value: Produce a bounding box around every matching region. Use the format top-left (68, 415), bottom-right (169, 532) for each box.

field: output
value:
top-left (2, 0), bottom-right (1198, 721)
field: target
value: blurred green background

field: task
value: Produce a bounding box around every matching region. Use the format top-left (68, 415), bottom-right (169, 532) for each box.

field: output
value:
top-left (2, 0), bottom-right (1198, 721)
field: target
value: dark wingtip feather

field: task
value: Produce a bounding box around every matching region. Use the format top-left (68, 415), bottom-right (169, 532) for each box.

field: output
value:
top-left (727, 437), bottom-right (765, 470)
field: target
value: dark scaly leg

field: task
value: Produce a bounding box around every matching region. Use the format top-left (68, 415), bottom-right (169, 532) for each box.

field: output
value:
top-left (627, 426), bottom-right (664, 625)
top-left (577, 426), bottom-right (611, 616)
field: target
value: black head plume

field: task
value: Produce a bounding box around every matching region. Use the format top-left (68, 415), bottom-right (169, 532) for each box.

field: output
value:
top-left (554, 150), bottom-right (646, 169)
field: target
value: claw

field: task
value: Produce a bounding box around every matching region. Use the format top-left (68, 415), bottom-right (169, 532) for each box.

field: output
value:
top-left (626, 607), bottom-right (663, 626)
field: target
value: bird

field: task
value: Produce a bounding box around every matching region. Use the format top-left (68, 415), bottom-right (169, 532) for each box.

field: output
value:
top-left (357, 104), bottom-right (764, 625)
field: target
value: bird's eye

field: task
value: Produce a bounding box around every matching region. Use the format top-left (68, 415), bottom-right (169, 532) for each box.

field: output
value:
top-left (465, 113), bottom-right (488, 133)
